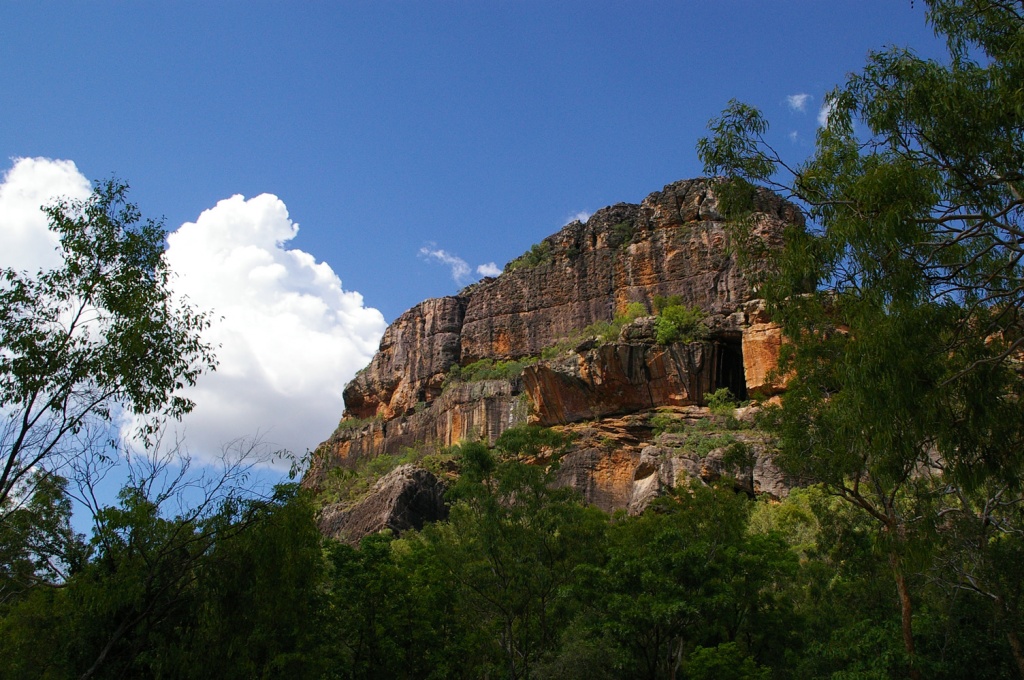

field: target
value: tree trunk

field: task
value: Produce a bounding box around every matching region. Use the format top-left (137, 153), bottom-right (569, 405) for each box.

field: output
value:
top-left (992, 594), bottom-right (1024, 680)
top-left (889, 551), bottom-right (920, 680)
top-left (1006, 628), bottom-right (1024, 680)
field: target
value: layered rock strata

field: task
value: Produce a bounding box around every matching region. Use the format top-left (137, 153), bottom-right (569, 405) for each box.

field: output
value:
top-left (342, 178), bottom-right (796, 422)
top-left (308, 178), bottom-right (798, 541)
top-left (552, 407), bottom-right (791, 515)
top-left (307, 379), bottom-right (527, 483)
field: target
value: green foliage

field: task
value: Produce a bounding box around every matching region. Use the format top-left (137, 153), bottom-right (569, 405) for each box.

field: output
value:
top-left (427, 447), bottom-right (607, 679)
top-left (652, 294), bottom-right (685, 314)
top-left (696, 100), bottom-right (775, 182)
top-left (714, 175), bottom-right (762, 220)
top-left (622, 301), bottom-right (647, 319)
top-left (610, 219), bottom-right (635, 248)
top-left (0, 473), bottom-right (86, 612)
top-left (570, 483), bottom-right (801, 679)
top-left (686, 643), bottom-right (771, 680)
top-left (583, 320), bottom-right (621, 343)
top-left (540, 341), bottom-right (573, 360)
top-left (318, 443), bottom-right (459, 508)
top-left (648, 411), bottom-right (685, 436)
top-left (4, 449), bottom-right (1015, 678)
top-left (331, 414), bottom-right (381, 437)
top-left (506, 240), bottom-right (553, 271)
top-left (748, 486), bottom-right (823, 559)
top-left (0, 179), bottom-right (216, 514)
top-left (172, 486), bottom-right (329, 679)
top-left (540, 303), bottom-right (650, 359)
top-left (706, 387), bottom-right (737, 415)
top-left (654, 303), bottom-right (708, 345)
top-left (495, 424), bottom-right (569, 460)
top-left (680, 432), bottom-right (738, 459)
top-left (322, 533), bottom-right (468, 679)
top-left (442, 356), bottom-right (538, 390)
top-left (699, 3), bottom-right (1024, 673)
top-left (0, 476), bottom-right (324, 679)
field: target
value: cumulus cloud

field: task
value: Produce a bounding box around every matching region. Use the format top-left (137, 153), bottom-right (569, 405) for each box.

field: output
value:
top-left (0, 157), bottom-right (92, 273)
top-left (786, 93), bottom-right (812, 112)
top-left (476, 262), bottom-right (501, 278)
top-left (0, 157), bottom-right (387, 467)
top-left (163, 194), bottom-right (386, 464)
top-left (818, 99), bottom-right (836, 127)
top-left (568, 210), bottom-right (591, 224)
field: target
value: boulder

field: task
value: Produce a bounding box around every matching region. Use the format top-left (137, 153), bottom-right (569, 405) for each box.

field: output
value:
top-left (317, 465), bottom-right (447, 546)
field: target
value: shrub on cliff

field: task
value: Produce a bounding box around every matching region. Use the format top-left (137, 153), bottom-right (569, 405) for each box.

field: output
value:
top-left (654, 303), bottom-right (708, 345)
top-left (506, 241), bottom-right (553, 271)
top-left (540, 302), bottom-right (651, 359)
top-left (442, 357), bottom-right (537, 391)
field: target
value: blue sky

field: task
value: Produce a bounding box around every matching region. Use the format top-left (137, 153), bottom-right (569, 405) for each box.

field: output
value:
top-left (0, 2), bottom-right (945, 462)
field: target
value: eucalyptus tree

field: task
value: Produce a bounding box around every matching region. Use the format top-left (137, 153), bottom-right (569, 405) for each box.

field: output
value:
top-left (697, 1), bottom-right (1024, 675)
top-left (0, 179), bottom-right (215, 517)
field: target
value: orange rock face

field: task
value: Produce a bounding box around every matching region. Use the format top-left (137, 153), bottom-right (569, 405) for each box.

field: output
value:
top-left (343, 296), bottom-right (466, 420)
top-left (341, 178), bottom-right (798, 421)
top-left (742, 322), bottom-right (785, 395)
top-left (522, 341), bottom-right (716, 426)
top-left (307, 178), bottom-right (804, 527)
top-left (306, 379), bottom-right (527, 488)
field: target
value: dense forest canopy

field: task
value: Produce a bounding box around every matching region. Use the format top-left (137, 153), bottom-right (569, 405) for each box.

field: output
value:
top-left (2, 1), bottom-right (1023, 678)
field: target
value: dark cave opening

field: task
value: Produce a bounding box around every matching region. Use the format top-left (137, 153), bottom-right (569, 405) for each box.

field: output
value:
top-left (713, 336), bottom-right (747, 402)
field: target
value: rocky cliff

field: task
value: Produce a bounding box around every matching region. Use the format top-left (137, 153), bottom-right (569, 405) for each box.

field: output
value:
top-left (307, 178), bottom-right (797, 543)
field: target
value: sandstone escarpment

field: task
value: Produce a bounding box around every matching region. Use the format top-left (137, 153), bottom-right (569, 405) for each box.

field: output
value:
top-left (307, 378), bottom-right (527, 484)
top-left (343, 295), bottom-right (467, 420)
top-left (458, 179), bottom-right (791, 365)
top-left (523, 302), bottom-right (764, 427)
top-left (341, 178), bottom-right (795, 422)
top-left (308, 178), bottom-right (799, 539)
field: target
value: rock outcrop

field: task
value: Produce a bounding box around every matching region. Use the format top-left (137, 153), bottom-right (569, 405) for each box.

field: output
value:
top-left (741, 299), bottom-right (786, 396)
top-left (307, 178), bottom-right (800, 541)
top-left (343, 296), bottom-right (466, 420)
top-left (318, 465), bottom-right (448, 545)
top-left (309, 379), bottom-right (526, 479)
top-left (341, 178), bottom-right (795, 422)
top-left (549, 407), bottom-right (792, 516)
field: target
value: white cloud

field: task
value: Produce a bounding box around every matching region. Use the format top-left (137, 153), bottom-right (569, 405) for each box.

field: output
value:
top-left (0, 157), bottom-right (387, 467)
top-left (420, 245), bottom-right (507, 284)
top-left (419, 245), bottom-right (472, 283)
top-left (788, 131), bottom-right (799, 142)
top-left (164, 194), bottom-right (386, 464)
top-left (0, 157), bottom-right (92, 273)
top-left (786, 93), bottom-right (812, 112)
top-left (476, 262), bottom-right (501, 278)
top-left (568, 210), bottom-right (591, 224)
top-left (818, 99), bottom-right (836, 127)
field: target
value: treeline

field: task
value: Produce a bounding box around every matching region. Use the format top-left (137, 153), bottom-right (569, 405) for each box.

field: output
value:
top-left (1, 426), bottom-right (1018, 679)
